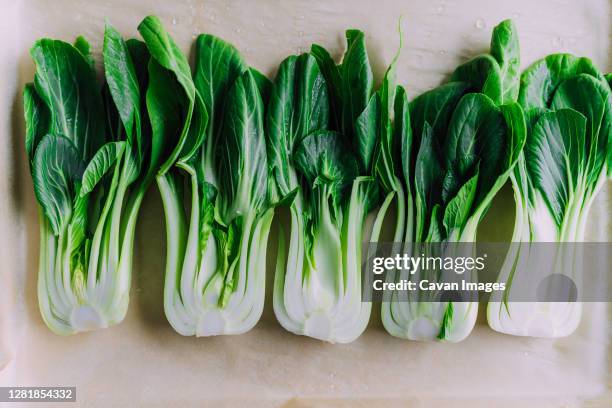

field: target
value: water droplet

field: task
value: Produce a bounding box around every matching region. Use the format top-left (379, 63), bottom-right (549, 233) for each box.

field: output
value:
top-left (260, 21), bottom-right (265, 27)
top-left (172, 17), bottom-right (178, 25)
top-left (298, 15), bottom-right (305, 20)
top-left (551, 36), bottom-right (563, 47)
top-left (474, 18), bottom-right (486, 29)
top-left (439, 50), bottom-right (447, 55)
top-left (235, 27), bottom-right (241, 34)
top-left (209, 14), bottom-right (216, 21)
top-left (298, 30), bottom-right (304, 37)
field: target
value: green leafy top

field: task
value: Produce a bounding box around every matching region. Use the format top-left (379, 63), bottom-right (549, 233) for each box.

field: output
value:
top-left (27, 37), bottom-right (108, 234)
top-left (139, 15), bottom-right (208, 175)
top-left (103, 25), bottom-right (144, 174)
top-left (30, 37), bottom-right (105, 162)
top-left (27, 22), bottom-right (155, 237)
top-left (194, 34), bottom-right (247, 183)
top-left (518, 53), bottom-right (611, 235)
top-left (266, 53), bottom-right (329, 201)
top-left (311, 29), bottom-right (374, 175)
top-left (294, 130), bottom-right (358, 192)
top-left (450, 19), bottom-right (520, 105)
top-left (217, 70), bottom-right (268, 221)
top-left (519, 53), bottom-right (604, 110)
top-left (410, 94), bottom-right (525, 241)
top-left (406, 20), bottom-right (525, 242)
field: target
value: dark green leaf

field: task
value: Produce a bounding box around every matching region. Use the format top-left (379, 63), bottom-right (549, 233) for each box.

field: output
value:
top-left (80, 141), bottom-right (126, 196)
top-left (126, 39), bottom-right (151, 84)
top-left (193, 34), bottom-right (247, 163)
top-left (73, 36), bottom-right (95, 67)
top-left (444, 93), bottom-right (506, 203)
top-left (138, 15), bottom-right (194, 100)
top-left (23, 83), bottom-right (49, 165)
top-left (355, 93), bottom-right (380, 173)
top-left (179, 94), bottom-right (208, 164)
top-left (372, 28), bottom-right (402, 191)
top-left (451, 54), bottom-right (503, 104)
top-left (32, 134), bottom-right (85, 234)
top-left (341, 30), bottom-right (373, 141)
top-left (499, 102), bottom-right (527, 168)
top-left (267, 53), bottom-right (329, 197)
top-left (425, 205), bottom-right (444, 242)
top-left (443, 170), bottom-right (479, 233)
top-left (146, 59), bottom-right (185, 175)
top-left (272, 188), bottom-right (299, 208)
top-left (490, 19), bottom-right (520, 103)
top-left (414, 124), bottom-right (444, 241)
top-left (68, 193), bottom-right (89, 252)
top-left (103, 24), bottom-right (141, 156)
top-left (409, 81), bottom-right (471, 147)
top-left (139, 15), bottom-right (196, 174)
top-left (395, 86), bottom-right (413, 190)
top-left (217, 71), bottom-right (268, 220)
top-left (294, 130), bottom-right (358, 191)
top-left (519, 53), bottom-right (602, 110)
top-left (250, 67), bottom-right (272, 106)
top-left (311, 44), bottom-right (342, 131)
top-left (526, 109), bottom-right (587, 227)
top-left (31, 38), bottom-right (105, 160)
top-left (551, 74), bottom-right (610, 184)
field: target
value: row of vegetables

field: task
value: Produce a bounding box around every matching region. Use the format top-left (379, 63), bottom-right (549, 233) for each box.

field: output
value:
top-left (24, 16), bottom-right (610, 342)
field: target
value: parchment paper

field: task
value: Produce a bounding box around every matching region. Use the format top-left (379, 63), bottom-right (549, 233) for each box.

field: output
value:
top-left (0, 1), bottom-right (610, 406)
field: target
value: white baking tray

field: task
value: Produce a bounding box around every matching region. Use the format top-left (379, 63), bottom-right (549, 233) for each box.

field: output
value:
top-left (0, 0), bottom-right (610, 406)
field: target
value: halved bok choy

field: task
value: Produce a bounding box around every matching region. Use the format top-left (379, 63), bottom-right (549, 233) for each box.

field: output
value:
top-left (139, 16), bottom-right (273, 336)
top-left (379, 20), bottom-right (526, 342)
top-left (24, 25), bottom-right (153, 335)
top-left (270, 30), bottom-right (381, 343)
top-left (487, 54), bottom-right (611, 337)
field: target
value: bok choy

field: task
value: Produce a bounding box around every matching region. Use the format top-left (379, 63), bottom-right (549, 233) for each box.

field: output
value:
top-left (24, 25), bottom-right (153, 335)
top-left (379, 20), bottom-right (526, 341)
top-left (139, 16), bottom-right (273, 336)
top-left (270, 31), bottom-right (380, 343)
top-left (487, 54), bottom-right (611, 337)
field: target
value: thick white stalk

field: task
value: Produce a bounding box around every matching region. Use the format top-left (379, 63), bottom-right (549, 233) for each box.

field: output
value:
top-left (157, 172), bottom-right (191, 335)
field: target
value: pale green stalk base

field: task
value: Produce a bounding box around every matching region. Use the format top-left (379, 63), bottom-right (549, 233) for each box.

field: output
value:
top-left (380, 184), bottom-right (479, 343)
top-left (273, 177), bottom-right (373, 343)
top-left (37, 178), bottom-right (143, 336)
top-left (157, 172), bottom-right (273, 336)
top-left (486, 170), bottom-right (604, 338)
